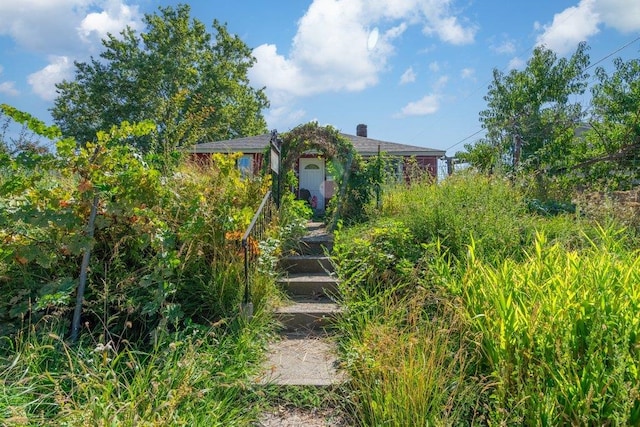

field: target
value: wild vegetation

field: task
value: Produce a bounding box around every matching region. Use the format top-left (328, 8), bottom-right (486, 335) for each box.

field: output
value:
top-left (333, 172), bottom-right (639, 425)
top-left (2, 3), bottom-right (640, 424)
top-left (0, 102), bottom-right (313, 424)
top-left (459, 44), bottom-right (640, 195)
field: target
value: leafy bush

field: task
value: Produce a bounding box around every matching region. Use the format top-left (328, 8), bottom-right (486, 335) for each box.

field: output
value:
top-left (333, 220), bottom-right (423, 300)
top-left (0, 109), bottom-right (272, 344)
top-left (0, 106), bottom-right (289, 424)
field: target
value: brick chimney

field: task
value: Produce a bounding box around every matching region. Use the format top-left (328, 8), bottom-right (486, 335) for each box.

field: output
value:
top-left (356, 124), bottom-right (367, 137)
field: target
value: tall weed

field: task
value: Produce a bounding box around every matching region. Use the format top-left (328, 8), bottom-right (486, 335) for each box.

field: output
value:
top-left (380, 172), bottom-right (533, 264)
top-left (1, 318), bottom-right (271, 426)
top-left (460, 229), bottom-right (640, 424)
top-left (334, 171), bottom-right (639, 424)
top-left (334, 222), bottom-right (480, 425)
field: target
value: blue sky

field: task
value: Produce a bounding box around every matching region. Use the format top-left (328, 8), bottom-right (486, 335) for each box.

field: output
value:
top-left (1, 0), bottom-right (639, 155)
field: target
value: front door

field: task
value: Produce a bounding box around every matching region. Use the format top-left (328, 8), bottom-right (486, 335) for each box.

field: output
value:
top-left (299, 157), bottom-right (325, 211)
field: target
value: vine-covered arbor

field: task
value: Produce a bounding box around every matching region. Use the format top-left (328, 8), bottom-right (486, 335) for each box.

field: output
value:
top-left (278, 122), bottom-right (371, 227)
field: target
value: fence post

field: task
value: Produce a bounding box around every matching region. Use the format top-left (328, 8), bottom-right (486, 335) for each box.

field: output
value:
top-left (71, 194), bottom-right (99, 343)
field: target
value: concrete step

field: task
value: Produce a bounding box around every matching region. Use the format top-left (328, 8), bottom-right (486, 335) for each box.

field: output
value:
top-left (256, 331), bottom-right (345, 386)
top-left (277, 273), bottom-right (339, 297)
top-left (279, 255), bottom-right (334, 274)
top-left (273, 299), bottom-right (341, 332)
top-left (296, 236), bottom-right (334, 256)
top-left (305, 221), bottom-right (327, 233)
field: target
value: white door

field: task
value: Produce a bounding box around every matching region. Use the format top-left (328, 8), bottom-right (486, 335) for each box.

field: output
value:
top-left (299, 158), bottom-right (325, 211)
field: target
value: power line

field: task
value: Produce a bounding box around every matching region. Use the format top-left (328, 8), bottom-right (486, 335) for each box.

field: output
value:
top-left (585, 33), bottom-right (640, 71)
top-left (408, 3), bottom-right (584, 148)
top-left (444, 128), bottom-right (484, 152)
top-left (442, 33), bottom-right (640, 155)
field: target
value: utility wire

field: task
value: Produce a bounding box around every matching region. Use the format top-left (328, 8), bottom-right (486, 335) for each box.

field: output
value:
top-left (410, 4), bottom-right (584, 149)
top-left (585, 33), bottom-right (640, 71)
top-left (442, 33), bottom-right (640, 155)
top-left (444, 128), bottom-right (484, 152)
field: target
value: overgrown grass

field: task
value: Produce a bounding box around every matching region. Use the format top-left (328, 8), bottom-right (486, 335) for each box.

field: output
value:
top-left (460, 228), bottom-right (640, 425)
top-left (0, 314), bottom-right (274, 426)
top-left (337, 287), bottom-right (480, 426)
top-left (334, 171), bottom-right (640, 425)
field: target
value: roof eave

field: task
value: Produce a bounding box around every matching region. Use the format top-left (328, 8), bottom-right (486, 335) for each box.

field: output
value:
top-left (360, 150), bottom-right (446, 157)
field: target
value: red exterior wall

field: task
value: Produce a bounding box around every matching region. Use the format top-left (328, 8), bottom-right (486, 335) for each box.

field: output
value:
top-left (189, 152), bottom-right (264, 175)
top-left (410, 156), bottom-right (438, 178)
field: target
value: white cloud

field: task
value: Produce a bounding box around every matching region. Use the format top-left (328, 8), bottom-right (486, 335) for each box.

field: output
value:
top-left (424, 15), bottom-right (476, 45)
top-left (0, 81), bottom-right (20, 97)
top-left (78, 1), bottom-right (142, 49)
top-left (0, 0), bottom-right (141, 54)
top-left (396, 73), bottom-right (448, 117)
top-left (460, 68), bottom-right (475, 79)
top-left (0, 0), bottom-right (83, 53)
top-left (535, 0), bottom-right (600, 54)
top-left (594, 0), bottom-right (640, 32)
top-left (250, 0), bottom-right (476, 128)
top-left (398, 94), bottom-right (440, 116)
top-left (400, 67), bottom-right (416, 84)
top-left (265, 106), bottom-right (307, 130)
top-left (0, 2), bottom-right (142, 101)
top-left (491, 39), bottom-right (516, 55)
top-left (27, 56), bottom-right (73, 101)
top-left (508, 57), bottom-right (525, 70)
top-left (428, 61), bottom-right (441, 72)
top-left (536, 0), bottom-right (640, 55)
top-left (0, 65), bottom-right (19, 96)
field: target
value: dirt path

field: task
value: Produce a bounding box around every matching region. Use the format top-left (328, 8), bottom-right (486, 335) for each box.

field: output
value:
top-left (256, 407), bottom-right (349, 426)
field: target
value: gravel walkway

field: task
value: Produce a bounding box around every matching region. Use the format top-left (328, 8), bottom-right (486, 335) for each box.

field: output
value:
top-left (256, 407), bottom-right (350, 426)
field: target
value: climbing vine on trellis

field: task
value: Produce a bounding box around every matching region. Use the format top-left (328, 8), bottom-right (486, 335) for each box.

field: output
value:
top-left (278, 121), bottom-right (381, 226)
top-left (280, 122), bottom-right (355, 171)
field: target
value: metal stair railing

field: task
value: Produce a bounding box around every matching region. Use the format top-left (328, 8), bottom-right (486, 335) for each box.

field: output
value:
top-left (241, 190), bottom-right (275, 317)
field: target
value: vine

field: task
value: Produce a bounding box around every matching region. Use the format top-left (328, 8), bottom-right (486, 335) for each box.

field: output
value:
top-left (279, 121), bottom-right (386, 226)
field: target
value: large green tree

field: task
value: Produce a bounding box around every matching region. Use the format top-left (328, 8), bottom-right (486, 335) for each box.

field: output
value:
top-left (459, 43), bottom-right (590, 176)
top-left (52, 4), bottom-right (269, 153)
top-left (570, 56), bottom-right (640, 190)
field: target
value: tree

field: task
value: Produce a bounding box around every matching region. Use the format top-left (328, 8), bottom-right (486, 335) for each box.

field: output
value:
top-left (52, 4), bottom-right (269, 153)
top-left (572, 56), bottom-right (640, 189)
top-left (460, 43), bottom-right (590, 178)
top-left (0, 105), bottom-right (52, 156)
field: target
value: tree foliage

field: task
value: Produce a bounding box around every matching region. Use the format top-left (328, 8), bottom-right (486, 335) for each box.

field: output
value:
top-left (572, 57), bottom-right (640, 189)
top-left (459, 43), bottom-right (590, 177)
top-left (460, 42), bottom-right (640, 193)
top-left (0, 104), bottom-right (54, 156)
top-left (52, 4), bottom-right (269, 153)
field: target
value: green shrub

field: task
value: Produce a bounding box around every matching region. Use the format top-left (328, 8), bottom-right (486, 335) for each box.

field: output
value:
top-left (333, 170), bottom-right (639, 424)
top-left (0, 117), bottom-right (273, 344)
top-left (380, 171), bottom-right (533, 264)
top-left (333, 220), bottom-right (422, 299)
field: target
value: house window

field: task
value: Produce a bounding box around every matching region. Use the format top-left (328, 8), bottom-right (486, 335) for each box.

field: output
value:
top-left (304, 163), bottom-right (320, 170)
top-left (238, 155), bottom-right (253, 177)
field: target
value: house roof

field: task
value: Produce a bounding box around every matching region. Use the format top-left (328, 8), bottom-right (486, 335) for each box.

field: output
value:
top-left (191, 132), bottom-right (446, 157)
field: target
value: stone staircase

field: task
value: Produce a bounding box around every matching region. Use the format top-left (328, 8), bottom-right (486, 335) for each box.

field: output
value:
top-left (257, 221), bottom-right (343, 386)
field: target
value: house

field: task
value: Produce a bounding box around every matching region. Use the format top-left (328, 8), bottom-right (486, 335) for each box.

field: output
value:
top-left (191, 124), bottom-right (445, 211)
